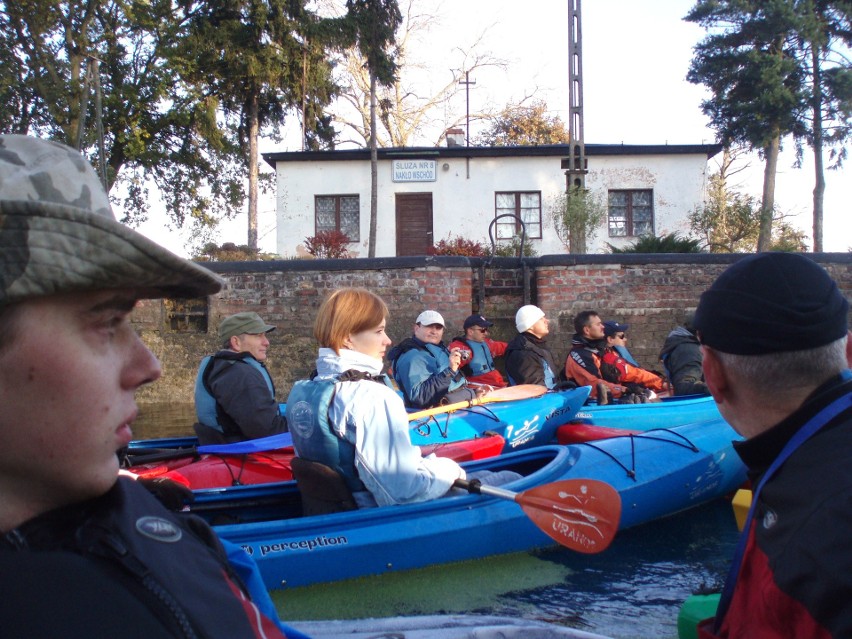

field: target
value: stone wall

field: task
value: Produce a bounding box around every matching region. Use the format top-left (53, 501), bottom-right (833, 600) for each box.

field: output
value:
top-left (133, 253), bottom-right (852, 405)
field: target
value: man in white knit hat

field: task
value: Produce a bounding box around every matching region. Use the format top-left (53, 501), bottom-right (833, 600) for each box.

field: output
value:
top-left (504, 304), bottom-right (560, 388)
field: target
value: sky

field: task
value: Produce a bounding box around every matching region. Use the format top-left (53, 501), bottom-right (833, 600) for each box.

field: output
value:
top-left (135, 0), bottom-right (851, 255)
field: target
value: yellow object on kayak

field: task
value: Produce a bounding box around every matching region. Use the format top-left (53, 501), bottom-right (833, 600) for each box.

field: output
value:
top-left (732, 488), bottom-right (753, 532)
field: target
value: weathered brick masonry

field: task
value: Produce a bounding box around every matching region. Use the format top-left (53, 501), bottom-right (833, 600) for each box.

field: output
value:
top-left (134, 253), bottom-right (852, 405)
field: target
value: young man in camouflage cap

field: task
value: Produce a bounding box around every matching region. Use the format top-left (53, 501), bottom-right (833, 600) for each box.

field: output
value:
top-left (0, 135), bottom-right (299, 637)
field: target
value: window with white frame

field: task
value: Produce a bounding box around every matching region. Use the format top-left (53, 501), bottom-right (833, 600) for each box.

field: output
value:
top-left (494, 192), bottom-right (542, 239)
top-left (608, 189), bottom-right (653, 237)
top-left (315, 194), bottom-right (360, 241)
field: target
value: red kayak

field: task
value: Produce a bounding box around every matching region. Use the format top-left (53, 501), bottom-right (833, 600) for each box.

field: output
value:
top-left (556, 423), bottom-right (640, 444)
top-left (128, 434), bottom-right (506, 490)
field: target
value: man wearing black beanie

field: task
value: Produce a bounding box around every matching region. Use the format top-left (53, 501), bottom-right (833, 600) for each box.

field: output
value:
top-left (692, 252), bottom-right (852, 639)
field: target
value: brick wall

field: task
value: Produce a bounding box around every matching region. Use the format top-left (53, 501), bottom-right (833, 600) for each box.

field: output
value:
top-left (133, 253), bottom-right (852, 404)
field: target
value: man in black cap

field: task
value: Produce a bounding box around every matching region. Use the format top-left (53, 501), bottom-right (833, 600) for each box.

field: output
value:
top-left (603, 320), bottom-right (641, 367)
top-left (693, 252), bottom-right (852, 638)
top-left (449, 314), bottom-right (509, 389)
top-left (193, 311), bottom-right (289, 444)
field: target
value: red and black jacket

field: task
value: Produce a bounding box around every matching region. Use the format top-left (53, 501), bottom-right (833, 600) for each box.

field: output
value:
top-left (701, 373), bottom-right (852, 638)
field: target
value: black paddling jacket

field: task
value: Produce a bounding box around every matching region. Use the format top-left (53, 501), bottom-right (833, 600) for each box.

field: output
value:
top-left (0, 478), bottom-right (287, 639)
top-left (700, 374), bottom-right (852, 639)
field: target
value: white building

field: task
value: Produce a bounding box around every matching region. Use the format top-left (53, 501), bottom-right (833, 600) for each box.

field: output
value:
top-left (263, 142), bottom-right (722, 258)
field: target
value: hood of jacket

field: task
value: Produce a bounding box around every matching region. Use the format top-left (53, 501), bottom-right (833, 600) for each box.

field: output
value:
top-left (314, 347), bottom-right (384, 381)
top-left (660, 326), bottom-right (699, 358)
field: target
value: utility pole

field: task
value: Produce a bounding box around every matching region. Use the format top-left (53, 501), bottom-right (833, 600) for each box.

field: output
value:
top-left (459, 71), bottom-right (476, 146)
top-left (563, 0), bottom-right (587, 190)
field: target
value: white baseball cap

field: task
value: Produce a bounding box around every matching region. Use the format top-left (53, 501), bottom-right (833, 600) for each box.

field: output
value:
top-left (416, 310), bottom-right (445, 326)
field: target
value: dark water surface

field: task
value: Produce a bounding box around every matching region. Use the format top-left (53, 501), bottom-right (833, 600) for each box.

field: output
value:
top-left (136, 403), bottom-right (739, 639)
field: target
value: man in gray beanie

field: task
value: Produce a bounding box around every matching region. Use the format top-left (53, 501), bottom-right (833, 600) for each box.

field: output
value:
top-left (0, 135), bottom-right (295, 637)
top-left (692, 252), bottom-right (852, 638)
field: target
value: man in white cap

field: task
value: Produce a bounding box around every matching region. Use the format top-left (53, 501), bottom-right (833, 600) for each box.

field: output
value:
top-left (504, 305), bottom-right (560, 388)
top-left (0, 135), bottom-right (297, 636)
top-left (387, 309), bottom-right (478, 408)
top-left (193, 311), bottom-right (289, 444)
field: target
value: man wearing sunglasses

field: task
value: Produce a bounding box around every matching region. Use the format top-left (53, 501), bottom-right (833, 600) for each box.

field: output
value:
top-left (603, 320), bottom-right (640, 367)
top-left (449, 314), bottom-right (509, 389)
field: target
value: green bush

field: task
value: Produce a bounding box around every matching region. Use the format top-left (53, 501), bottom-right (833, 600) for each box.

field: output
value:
top-left (607, 232), bottom-right (703, 254)
top-left (194, 242), bottom-right (278, 261)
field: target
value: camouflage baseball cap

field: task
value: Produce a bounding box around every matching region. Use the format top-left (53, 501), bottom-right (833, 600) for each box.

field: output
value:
top-left (0, 134), bottom-right (222, 305)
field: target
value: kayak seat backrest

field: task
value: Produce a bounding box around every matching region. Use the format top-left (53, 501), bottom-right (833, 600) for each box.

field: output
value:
top-left (291, 456), bottom-right (358, 516)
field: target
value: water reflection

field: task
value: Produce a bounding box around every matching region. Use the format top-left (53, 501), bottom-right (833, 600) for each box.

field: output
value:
top-left (134, 403), bottom-right (196, 439)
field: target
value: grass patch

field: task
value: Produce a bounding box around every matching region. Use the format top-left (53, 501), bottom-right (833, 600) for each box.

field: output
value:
top-left (273, 550), bottom-right (572, 621)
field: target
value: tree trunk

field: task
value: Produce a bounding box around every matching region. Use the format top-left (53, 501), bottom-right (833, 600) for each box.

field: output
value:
top-left (757, 134), bottom-right (780, 252)
top-left (248, 91), bottom-right (259, 251)
top-left (368, 72), bottom-right (378, 258)
top-left (811, 45), bottom-right (825, 252)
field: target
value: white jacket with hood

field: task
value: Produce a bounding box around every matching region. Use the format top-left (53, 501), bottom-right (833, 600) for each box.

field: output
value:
top-left (314, 347), bottom-right (464, 507)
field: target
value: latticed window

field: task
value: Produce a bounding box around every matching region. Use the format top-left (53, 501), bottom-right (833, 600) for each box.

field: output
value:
top-left (608, 189), bottom-right (654, 237)
top-left (494, 192), bottom-right (542, 239)
top-left (315, 195), bottom-right (360, 241)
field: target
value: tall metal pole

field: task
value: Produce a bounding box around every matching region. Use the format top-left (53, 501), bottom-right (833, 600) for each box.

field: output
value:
top-left (459, 71), bottom-right (476, 146)
top-left (565, 0), bottom-right (587, 190)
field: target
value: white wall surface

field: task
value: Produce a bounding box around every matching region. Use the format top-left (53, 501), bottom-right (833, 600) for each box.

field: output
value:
top-left (275, 151), bottom-right (711, 258)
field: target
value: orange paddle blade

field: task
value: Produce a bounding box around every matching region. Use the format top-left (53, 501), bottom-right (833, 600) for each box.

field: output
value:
top-left (516, 478), bottom-right (621, 554)
top-left (486, 384), bottom-right (548, 401)
top-left (407, 384), bottom-right (548, 421)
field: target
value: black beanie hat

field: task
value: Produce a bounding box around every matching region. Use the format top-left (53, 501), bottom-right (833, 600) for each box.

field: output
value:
top-left (694, 253), bottom-right (848, 355)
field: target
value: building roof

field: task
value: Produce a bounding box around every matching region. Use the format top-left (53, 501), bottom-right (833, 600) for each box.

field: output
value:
top-left (262, 142), bottom-right (723, 169)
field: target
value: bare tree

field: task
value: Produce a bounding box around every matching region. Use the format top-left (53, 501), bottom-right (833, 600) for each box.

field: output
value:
top-left (331, 1), bottom-right (508, 147)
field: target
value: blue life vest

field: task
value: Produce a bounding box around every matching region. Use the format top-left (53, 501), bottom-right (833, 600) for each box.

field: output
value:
top-left (388, 338), bottom-right (467, 400)
top-left (194, 353), bottom-right (275, 437)
top-left (286, 377), bottom-right (367, 494)
top-left (542, 360), bottom-right (556, 389)
top-left (505, 360), bottom-right (555, 388)
top-left (461, 339), bottom-right (496, 376)
top-left (422, 342), bottom-right (467, 392)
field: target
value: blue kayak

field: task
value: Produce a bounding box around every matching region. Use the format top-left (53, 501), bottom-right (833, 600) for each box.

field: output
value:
top-left (406, 386), bottom-right (591, 451)
top-left (570, 394), bottom-right (721, 431)
top-left (127, 387), bottom-right (592, 457)
top-left (190, 418), bottom-right (746, 590)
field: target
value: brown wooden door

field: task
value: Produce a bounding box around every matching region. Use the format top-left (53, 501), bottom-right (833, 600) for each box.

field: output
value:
top-left (395, 193), bottom-right (433, 256)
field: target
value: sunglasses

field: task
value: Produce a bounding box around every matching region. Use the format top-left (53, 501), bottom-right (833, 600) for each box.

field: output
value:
top-left (471, 326), bottom-right (489, 333)
top-left (615, 333), bottom-right (627, 339)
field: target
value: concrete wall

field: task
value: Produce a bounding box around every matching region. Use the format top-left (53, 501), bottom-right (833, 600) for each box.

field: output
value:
top-left (133, 253), bottom-right (852, 406)
top-left (274, 151), bottom-right (711, 258)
